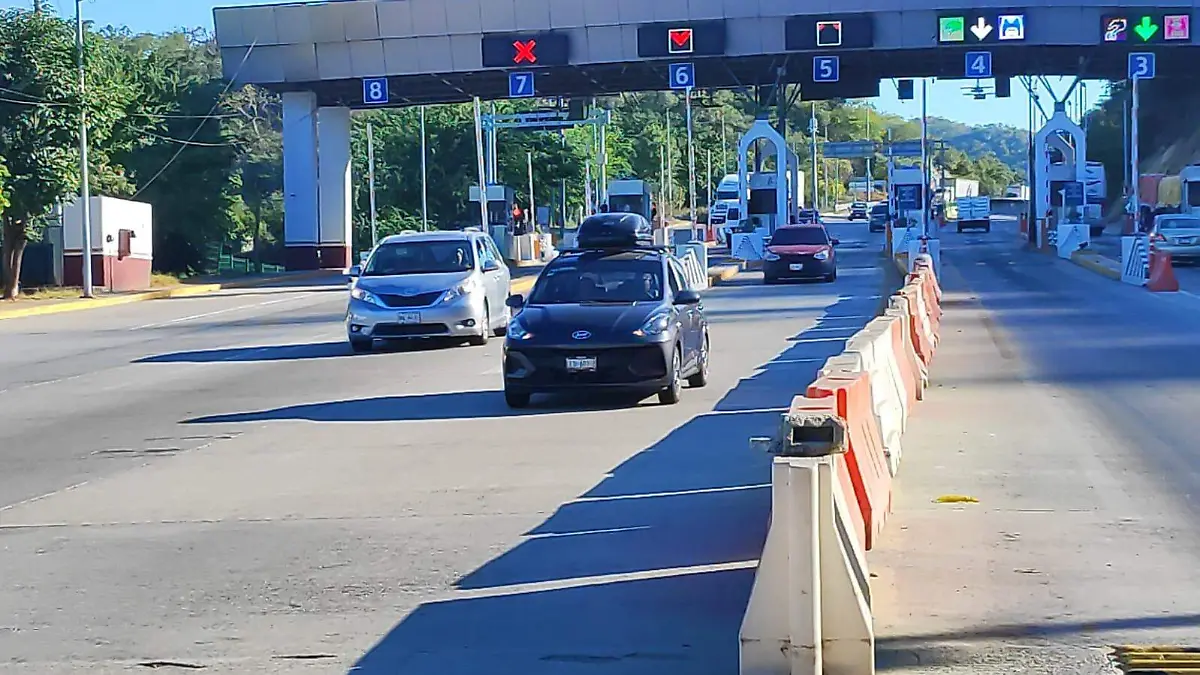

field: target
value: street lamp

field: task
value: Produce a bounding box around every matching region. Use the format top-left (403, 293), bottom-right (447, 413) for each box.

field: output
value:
top-left (76, 0), bottom-right (94, 297)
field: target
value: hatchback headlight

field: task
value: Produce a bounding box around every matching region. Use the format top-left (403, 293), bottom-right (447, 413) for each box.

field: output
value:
top-left (350, 286), bottom-right (385, 307)
top-left (507, 316), bottom-right (533, 340)
top-left (814, 250), bottom-right (829, 261)
top-left (763, 251), bottom-right (781, 261)
top-left (441, 277), bottom-right (481, 303)
top-left (634, 311), bottom-right (672, 337)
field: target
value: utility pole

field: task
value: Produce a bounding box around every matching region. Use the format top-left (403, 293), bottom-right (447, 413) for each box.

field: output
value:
top-left (720, 110), bottom-right (728, 174)
top-left (419, 106), bottom-right (428, 231)
top-left (659, 145), bottom-right (666, 228)
top-left (1131, 73), bottom-right (1141, 227)
top-left (706, 149), bottom-right (713, 214)
top-left (810, 103), bottom-right (819, 214)
top-left (666, 110), bottom-right (673, 211)
top-left (75, 0), bottom-right (93, 297)
top-left (685, 87), bottom-right (698, 238)
top-left (527, 151), bottom-right (536, 234)
top-left (367, 122), bottom-right (378, 248)
top-left (920, 78), bottom-right (930, 238)
top-left (472, 97), bottom-right (489, 232)
top-left (865, 108), bottom-right (872, 200)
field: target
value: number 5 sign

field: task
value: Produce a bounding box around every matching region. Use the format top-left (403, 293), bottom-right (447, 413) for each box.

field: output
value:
top-left (813, 56), bottom-right (839, 83)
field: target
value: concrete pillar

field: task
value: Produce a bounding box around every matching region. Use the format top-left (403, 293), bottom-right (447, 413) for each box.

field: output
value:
top-left (282, 91), bottom-right (320, 270)
top-left (317, 106), bottom-right (353, 269)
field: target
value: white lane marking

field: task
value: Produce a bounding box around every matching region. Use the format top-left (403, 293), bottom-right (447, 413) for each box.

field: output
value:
top-left (1, 480), bottom-right (89, 513)
top-left (571, 483), bottom-right (770, 504)
top-left (130, 293), bottom-right (320, 331)
top-left (435, 560), bottom-right (759, 602)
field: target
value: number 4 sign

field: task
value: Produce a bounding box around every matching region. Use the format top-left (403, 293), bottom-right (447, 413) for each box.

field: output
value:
top-left (965, 51), bottom-right (992, 78)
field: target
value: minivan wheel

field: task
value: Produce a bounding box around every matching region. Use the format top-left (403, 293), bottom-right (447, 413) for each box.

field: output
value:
top-left (469, 304), bottom-right (490, 346)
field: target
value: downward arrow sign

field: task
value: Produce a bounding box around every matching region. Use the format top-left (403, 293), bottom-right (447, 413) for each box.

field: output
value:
top-left (970, 17), bottom-right (993, 39)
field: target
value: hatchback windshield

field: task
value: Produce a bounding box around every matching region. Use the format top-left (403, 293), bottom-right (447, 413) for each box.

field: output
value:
top-left (871, 204), bottom-right (889, 216)
top-left (770, 227), bottom-right (830, 246)
top-left (364, 240), bottom-right (475, 276)
top-left (529, 254), bottom-right (663, 304)
top-left (1157, 216), bottom-right (1200, 230)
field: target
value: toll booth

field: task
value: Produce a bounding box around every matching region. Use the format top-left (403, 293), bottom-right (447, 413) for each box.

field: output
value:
top-left (888, 165), bottom-right (941, 274)
top-left (1033, 104), bottom-right (1090, 255)
top-left (732, 120), bottom-right (803, 264)
top-left (469, 184), bottom-right (520, 259)
top-left (607, 179), bottom-right (653, 222)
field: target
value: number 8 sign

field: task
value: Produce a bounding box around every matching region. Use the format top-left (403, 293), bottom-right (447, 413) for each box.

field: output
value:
top-left (362, 77), bottom-right (389, 105)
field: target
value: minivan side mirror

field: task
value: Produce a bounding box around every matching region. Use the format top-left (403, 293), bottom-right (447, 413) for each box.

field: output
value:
top-left (674, 289), bottom-right (701, 305)
top-left (348, 265), bottom-right (361, 278)
top-left (482, 259), bottom-right (501, 272)
top-left (505, 294), bottom-right (525, 309)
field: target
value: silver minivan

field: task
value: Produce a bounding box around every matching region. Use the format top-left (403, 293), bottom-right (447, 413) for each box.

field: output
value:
top-left (345, 229), bottom-right (512, 352)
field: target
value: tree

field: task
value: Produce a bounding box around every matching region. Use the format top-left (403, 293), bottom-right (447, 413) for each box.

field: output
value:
top-left (0, 9), bottom-right (145, 297)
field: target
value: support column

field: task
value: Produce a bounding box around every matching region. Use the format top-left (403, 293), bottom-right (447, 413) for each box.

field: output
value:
top-left (282, 91), bottom-right (319, 271)
top-left (317, 106), bottom-right (353, 269)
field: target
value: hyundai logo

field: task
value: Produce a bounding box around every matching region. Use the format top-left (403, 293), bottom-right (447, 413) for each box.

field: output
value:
top-left (571, 330), bottom-right (592, 340)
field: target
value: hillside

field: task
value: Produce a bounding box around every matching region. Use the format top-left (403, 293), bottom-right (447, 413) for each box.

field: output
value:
top-left (925, 118), bottom-right (1028, 172)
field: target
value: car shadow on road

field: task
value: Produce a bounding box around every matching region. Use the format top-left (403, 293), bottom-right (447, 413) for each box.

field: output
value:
top-left (139, 338), bottom-right (479, 364)
top-left (347, 294), bottom-right (885, 675)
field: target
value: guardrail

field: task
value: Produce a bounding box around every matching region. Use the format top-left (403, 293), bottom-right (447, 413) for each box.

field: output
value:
top-left (739, 253), bottom-right (943, 675)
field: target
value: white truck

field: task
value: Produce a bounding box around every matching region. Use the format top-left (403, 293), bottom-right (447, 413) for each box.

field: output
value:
top-left (955, 196), bottom-right (991, 232)
top-left (709, 173), bottom-right (744, 245)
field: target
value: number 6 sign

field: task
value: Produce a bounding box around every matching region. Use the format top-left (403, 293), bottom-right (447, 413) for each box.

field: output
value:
top-left (669, 63), bottom-right (695, 90)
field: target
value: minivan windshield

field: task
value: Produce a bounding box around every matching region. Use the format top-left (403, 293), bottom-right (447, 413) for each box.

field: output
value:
top-left (529, 254), bottom-right (663, 304)
top-left (363, 240), bottom-right (475, 276)
top-left (770, 227), bottom-right (829, 245)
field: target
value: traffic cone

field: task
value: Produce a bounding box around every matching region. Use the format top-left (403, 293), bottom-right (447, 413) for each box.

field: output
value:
top-left (1146, 250), bottom-right (1179, 292)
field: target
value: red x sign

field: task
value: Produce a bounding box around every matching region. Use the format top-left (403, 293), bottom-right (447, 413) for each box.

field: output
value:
top-left (513, 40), bottom-right (537, 64)
top-left (668, 28), bottom-right (693, 54)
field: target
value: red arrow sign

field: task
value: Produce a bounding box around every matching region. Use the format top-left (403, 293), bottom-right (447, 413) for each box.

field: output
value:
top-left (513, 40), bottom-right (537, 64)
top-left (668, 27), bottom-right (693, 53)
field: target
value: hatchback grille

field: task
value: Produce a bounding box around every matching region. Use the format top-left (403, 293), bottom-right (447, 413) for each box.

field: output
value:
top-left (379, 291), bottom-right (444, 308)
top-left (509, 346), bottom-right (667, 385)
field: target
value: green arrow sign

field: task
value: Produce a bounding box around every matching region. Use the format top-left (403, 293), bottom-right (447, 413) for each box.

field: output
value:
top-left (1134, 16), bottom-right (1159, 41)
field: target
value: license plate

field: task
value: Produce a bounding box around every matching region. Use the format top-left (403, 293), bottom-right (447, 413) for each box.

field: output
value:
top-left (789, 263), bottom-right (804, 271)
top-left (565, 356), bottom-right (597, 372)
top-left (396, 311), bottom-right (421, 324)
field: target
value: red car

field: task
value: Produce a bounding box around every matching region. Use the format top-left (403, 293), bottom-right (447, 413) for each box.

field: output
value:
top-left (762, 225), bottom-right (839, 284)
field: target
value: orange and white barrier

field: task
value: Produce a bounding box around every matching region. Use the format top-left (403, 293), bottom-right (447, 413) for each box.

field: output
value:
top-left (739, 250), bottom-right (945, 675)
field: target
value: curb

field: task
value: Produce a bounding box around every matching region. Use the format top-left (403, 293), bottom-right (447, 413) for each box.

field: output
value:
top-left (0, 269), bottom-right (338, 321)
top-left (1069, 251), bottom-right (1122, 281)
top-left (708, 264), bottom-right (741, 285)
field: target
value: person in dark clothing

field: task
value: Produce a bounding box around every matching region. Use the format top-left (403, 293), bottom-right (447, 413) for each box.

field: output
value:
top-left (598, 203), bottom-right (610, 213)
top-left (1140, 205), bottom-right (1154, 233)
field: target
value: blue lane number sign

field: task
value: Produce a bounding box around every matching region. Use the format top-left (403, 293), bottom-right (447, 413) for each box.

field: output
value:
top-left (813, 56), bottom-right (839, 82)
top-left (965, 51), bottom-right (992, 78)
top-left (669, 63), bottom-right (695, 90)
top-left (362, 77), bottom-right (389, 105)
top-left (1128, 52), bottom-right (1156, 80)
top-left (508, 71), bottom-right (535, 98)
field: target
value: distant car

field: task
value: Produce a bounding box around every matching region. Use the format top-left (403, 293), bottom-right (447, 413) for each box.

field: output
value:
top-left (849, 202), bottom-right (868, 220)
top-left (868, 203), bottom-right (889, 233)
top-left (796, 208), bottom-right (824, 225)
top-left (502, 213), bottom-right (710, 408)
top-left (1151, 214), bottom-right (1200, 263)
top-left (762, 225), bottom-right (839, 284)
top-left (345, 229), bottom-right (512, 352)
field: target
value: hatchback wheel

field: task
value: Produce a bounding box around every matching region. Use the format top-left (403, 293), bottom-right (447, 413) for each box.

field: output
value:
top-left (659, 347), bottom-right (683, 405)
top-left (687, 335), bottom-right (710, 388)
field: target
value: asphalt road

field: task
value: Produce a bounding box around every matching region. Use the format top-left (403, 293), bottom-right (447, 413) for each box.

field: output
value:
top-left (1, 220), bottom-right (891, 674)
top-left (872, 218), bottom-right (1200, 673)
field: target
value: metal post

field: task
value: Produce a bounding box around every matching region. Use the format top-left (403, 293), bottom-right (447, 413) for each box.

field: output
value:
top-left (527, 151), bottom-right (536, 233)
top-left (488, 103), bottom-right (499, 181)
top-left (1123, 92), bottom-right (1130, 194)
top-left (472, 97), bottom-right (489, 232)
top-left (367, 122), bottom-right (378, 247)
top-left (666, 111), bottom-right (673, 210)
top-left (810, 103), bottom-right (819, 213)
top-left (920, 78), bottom-right (929, 238)
top-left (75, 0), bottom-right (93, 297)
top-left (419, 106), bottom-right (428, 232)
top-left (584, 162), bottom-right (593, 214)
top-left (599, 115), bottom-right (608, 205)
top-left (865, 108), bottom-right (872, 200)
top-left (1131, 74), bottom-right (1141, 226)
top-left (706, 148), bottom-right (713, 232)
top-left (721, 110), bottom-right (728, 174)
top-left (659, 144), bottom-right (666, 227)
top-left (685, 87), bottom-right (698, 238)
top-left (560, 129), bottom-right (567, 237)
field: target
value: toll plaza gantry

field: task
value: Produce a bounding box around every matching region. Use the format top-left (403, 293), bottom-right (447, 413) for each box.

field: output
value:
top-left (212, 0), bottom-right (1200, 270)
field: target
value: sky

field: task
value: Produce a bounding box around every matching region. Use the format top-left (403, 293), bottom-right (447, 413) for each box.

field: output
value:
top-left (8, 0), bottom-right (1105, 129)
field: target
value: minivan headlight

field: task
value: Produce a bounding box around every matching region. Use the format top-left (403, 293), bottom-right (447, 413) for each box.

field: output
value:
top-left (351, 286), bottom-right (385, 307)
top-left (441, 277), bottom-right (481, 303)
